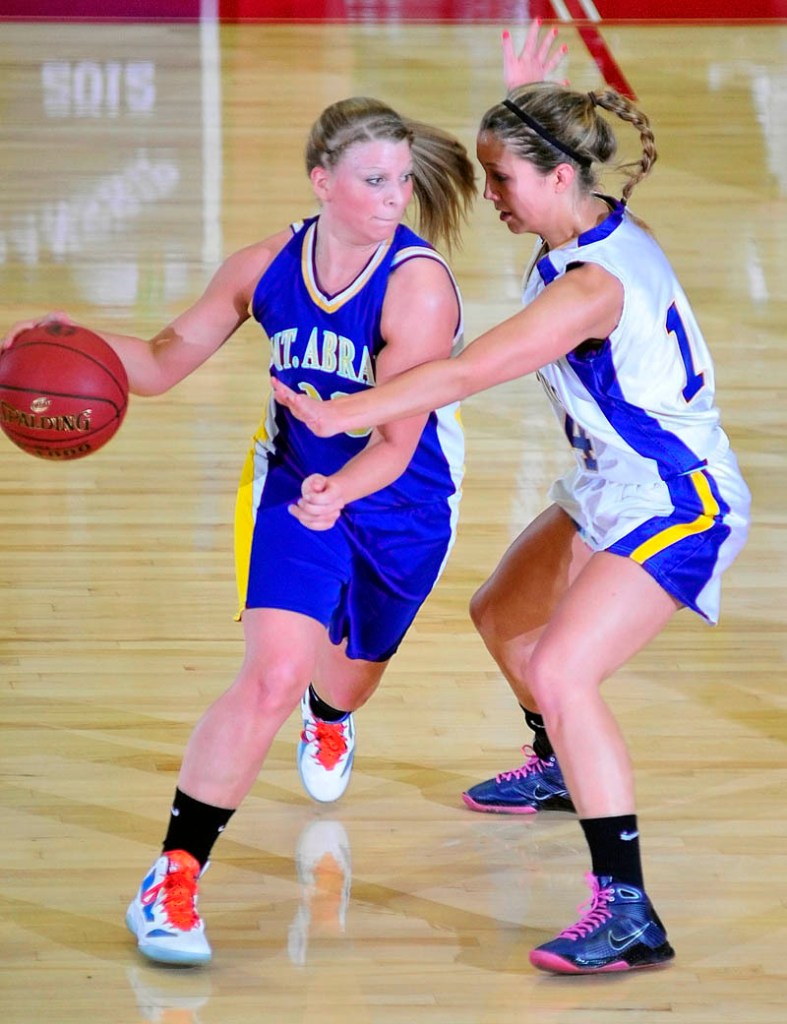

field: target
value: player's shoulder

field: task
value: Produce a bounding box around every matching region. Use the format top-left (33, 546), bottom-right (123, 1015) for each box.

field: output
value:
top-left (229, 227), bottom-right (296, 272)
top-left (214, 227), bottom-right (299, 303)
top-left (390, 226), bottom-right (455, 283)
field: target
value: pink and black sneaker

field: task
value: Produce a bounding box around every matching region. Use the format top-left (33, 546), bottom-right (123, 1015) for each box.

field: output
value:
top-left (530, 873), bottom-right (675, 974)
top-left (462, 745), bottom-right (575, 814)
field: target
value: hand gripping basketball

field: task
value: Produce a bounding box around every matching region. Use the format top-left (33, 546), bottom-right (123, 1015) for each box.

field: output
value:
top-left (0, 318), bottom-right (129, 460)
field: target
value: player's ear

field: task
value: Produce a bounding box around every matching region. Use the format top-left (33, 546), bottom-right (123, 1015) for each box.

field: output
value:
top-left (553, 162), bottom-right (576, 193)
top-left (310, 164), bottom-right (331, 201)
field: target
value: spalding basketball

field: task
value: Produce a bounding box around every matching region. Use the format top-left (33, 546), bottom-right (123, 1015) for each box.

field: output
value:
top-left (0, 321), bottom-right (129, 461)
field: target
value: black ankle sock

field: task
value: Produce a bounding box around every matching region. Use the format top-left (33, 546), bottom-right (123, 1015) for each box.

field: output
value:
top-left (309, 683), bottom-right (349, 722)
top-left (521, 705), bottom-right (554, 761)
top-left (580, 814), bottom-right (644, 889)
top-left (162, 788), bottom-right (236, 868)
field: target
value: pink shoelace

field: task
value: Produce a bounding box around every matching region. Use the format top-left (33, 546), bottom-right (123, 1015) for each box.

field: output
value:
top-left (495, 744), bottom-right (547, 783)
top-left (558, 873), bottom-right (615, 941)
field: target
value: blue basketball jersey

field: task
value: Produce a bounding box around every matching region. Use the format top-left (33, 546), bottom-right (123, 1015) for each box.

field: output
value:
top-left (250, 217), bottom-right (464, 511)
top-left (233, 217), bottom-right (465, 649)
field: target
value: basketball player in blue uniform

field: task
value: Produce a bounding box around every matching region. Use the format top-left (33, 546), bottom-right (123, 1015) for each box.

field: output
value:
top-left (273, 34), bottom-right (751, 975)
top-left (4, 96), bottom-right (476, 965)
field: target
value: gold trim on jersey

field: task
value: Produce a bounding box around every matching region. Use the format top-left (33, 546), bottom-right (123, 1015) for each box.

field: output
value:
top-left (391, 244), bottom-right (448, 271)
top-left (630, 470), bottom-right (719, 564)
top-left (301, 221), bottom-right (391, 312)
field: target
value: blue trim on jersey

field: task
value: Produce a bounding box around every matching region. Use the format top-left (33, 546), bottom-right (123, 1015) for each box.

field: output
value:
top-left (566, 345), bottom-right (707, 478)
top-left (537, 197), bottom-right (625, 285)
top-left (537, 258), bottom-right (559, 286)
top-left (576, 196), bottom-right (625, 245)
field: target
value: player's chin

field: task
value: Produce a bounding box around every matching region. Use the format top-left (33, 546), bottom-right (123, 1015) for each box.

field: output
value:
top-left (502, 215), bottom-right (526, 234)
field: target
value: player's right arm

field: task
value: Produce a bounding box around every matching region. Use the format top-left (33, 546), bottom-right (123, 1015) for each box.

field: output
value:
top-left (0, 228), bottom-right (292, 397)
top-left (272, 263), bottom-right (623, 435)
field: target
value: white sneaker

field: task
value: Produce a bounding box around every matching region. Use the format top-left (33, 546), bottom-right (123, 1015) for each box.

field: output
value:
top-left (288, 819), bottom-right (352, 964)
top-left (126, 850), bottom-right (212, 965)
top-left (297, 689), bottom-right (355, 803)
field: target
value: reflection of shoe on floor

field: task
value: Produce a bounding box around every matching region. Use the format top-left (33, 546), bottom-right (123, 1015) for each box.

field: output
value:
top-left (297, 819), bottom-right (352, 930)
top-left (126, 850), bottom-right (212, 966)
top-left (127, 964), bottom-right (213, 1024)
top-left (297, 690), bottom-right (356, 803)
top-left (288, 819), bottom-right (352, 965)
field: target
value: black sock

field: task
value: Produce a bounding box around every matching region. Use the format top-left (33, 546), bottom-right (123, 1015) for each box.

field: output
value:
top-left (162, 788), bottom-right (236, 868)
top-left (521, 705), bottom-right (553, 761)
top-left (580, 814), bottom-right (644, 889)
top-left (309, 683), bottom-right (349, 722)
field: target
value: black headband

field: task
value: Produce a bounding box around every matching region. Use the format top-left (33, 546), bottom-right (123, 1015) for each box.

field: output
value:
top-left (502, 98), bottom-right (592, 169)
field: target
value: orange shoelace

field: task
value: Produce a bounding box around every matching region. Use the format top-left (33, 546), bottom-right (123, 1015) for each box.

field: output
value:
top-left (303, 719), bottom-right (348, 771)
top-left (142, 851), bottom-right (201, 931)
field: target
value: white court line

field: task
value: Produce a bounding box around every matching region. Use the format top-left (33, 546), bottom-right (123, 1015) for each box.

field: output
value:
top-left (550, 0), bottom-right (572, 20)
top-left (201, 0), bottom-right (223, 267)
top-left (579, 0), bottom-right (602, 22)
top-left (550, 0), bottom-right (602, 22)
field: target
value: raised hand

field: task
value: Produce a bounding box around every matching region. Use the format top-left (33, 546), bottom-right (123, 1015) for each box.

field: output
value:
top-left (502, 18), bottom-right (568, 92)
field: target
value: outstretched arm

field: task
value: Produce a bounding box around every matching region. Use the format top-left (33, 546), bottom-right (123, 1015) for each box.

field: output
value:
top-left (502, 18), bottom-right (568, 92)
top-left (1, 231), bottom-right (290, 396)
top-left (272, 263), bottom-right (623, 438)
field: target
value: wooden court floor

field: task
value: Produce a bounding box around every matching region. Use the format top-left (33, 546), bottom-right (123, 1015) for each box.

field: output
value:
top-left (0, 16), bottom-right (785, 1024)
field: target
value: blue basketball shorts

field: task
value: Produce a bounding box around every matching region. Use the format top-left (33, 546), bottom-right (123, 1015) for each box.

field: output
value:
top-left (235, 478), bottom-right (457, 663)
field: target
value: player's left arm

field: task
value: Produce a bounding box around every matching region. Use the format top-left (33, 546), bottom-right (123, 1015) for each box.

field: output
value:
top-left (287, 257), bottom-right (459, 531)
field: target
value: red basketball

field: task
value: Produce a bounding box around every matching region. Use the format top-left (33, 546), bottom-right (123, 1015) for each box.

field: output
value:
top-left (0, 321), bottom-right (129, 461)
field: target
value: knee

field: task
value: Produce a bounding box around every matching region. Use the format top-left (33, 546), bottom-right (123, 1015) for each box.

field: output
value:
top-left (234, 658), bottom-right (307, 721)
top-left (469, 580), bottom-right (495, 638)
top-left (526, 649), bottom-right (567, 720)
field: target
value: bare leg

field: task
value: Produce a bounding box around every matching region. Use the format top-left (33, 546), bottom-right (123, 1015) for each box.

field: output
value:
top-left (468, 505), bottom-right (679, 816)
top-left (469, 505), bottom-right (593, 710)
top-left (177, 607), bottom-right (327, 807)
top-left (312, 635), bottom-right (389, 712)
top-left (529, 552), bottom-right (679, 817)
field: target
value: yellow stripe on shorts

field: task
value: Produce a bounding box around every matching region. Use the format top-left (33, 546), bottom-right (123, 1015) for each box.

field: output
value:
top-left (629, 470), bottom-right (719, 565)
top-left (233, 414), bottom-right (271, 619)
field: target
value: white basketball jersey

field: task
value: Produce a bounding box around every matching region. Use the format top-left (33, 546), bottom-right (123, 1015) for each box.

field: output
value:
top-left (526, 199), bottom-right (730, 486)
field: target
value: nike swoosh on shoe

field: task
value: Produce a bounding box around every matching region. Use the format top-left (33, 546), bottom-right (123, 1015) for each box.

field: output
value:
top-left (608, 923), bottom-right (651, 951)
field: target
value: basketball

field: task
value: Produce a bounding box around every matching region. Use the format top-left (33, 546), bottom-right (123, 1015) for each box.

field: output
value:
top-left (0, 321), bottom-right (129, 461)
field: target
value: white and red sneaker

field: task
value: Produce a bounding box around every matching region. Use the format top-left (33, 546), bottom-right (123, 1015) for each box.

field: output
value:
top-left (126, 849), bottom-right (212, 965)
top-left (297, 689), bottom-right (355, 803)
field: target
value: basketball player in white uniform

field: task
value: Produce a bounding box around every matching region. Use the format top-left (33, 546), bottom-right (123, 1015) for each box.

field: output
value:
top-left (273, 34), bottom-right (751, 976)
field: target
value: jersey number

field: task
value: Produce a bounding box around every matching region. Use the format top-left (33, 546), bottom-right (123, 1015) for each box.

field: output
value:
top-left (564, 415), bottom-right (598, 471)
top-left (666, 303), bottom-right (705, 401)
top-left (297, 382), bottom-right (372, 439)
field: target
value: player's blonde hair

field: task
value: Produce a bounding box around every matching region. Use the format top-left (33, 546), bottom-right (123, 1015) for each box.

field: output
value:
top-left (305, 97), bottom-right (476, 252)
top-left (480, 83), bottom-right (657, 203)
